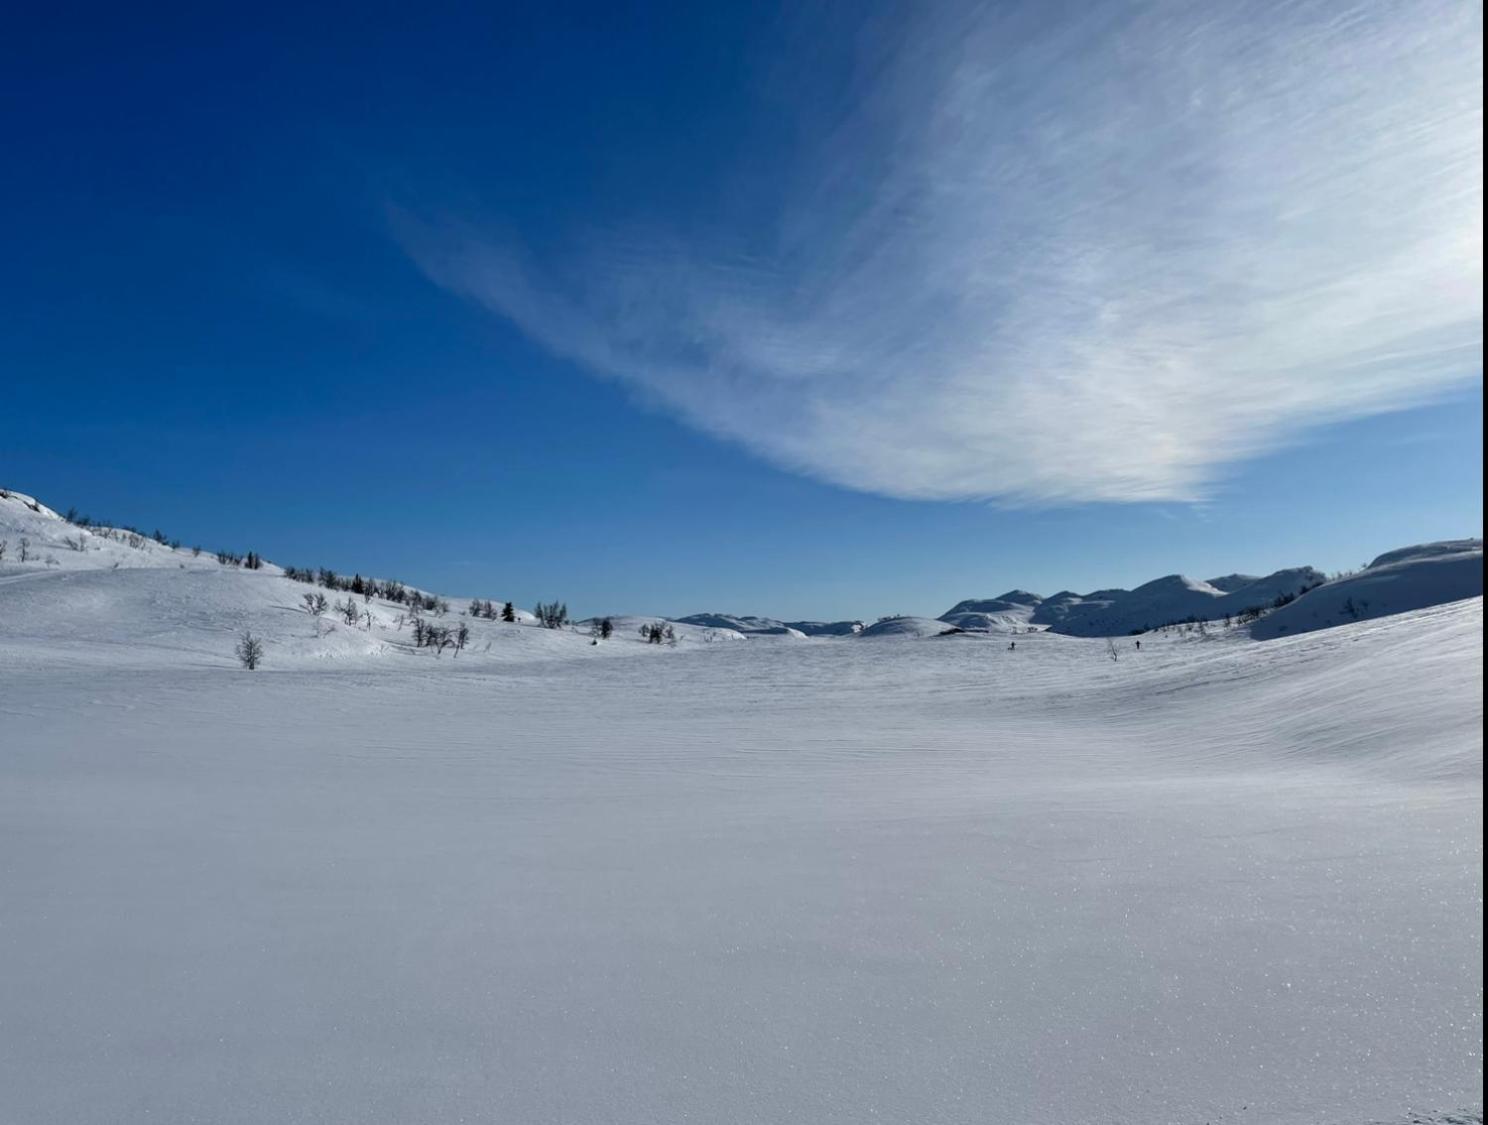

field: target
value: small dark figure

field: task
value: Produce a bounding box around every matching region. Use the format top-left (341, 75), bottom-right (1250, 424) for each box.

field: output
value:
top-left (1008, 641), bottom-right (1016, 651)
top-left (1135, 640), bottom-right (1141, 651)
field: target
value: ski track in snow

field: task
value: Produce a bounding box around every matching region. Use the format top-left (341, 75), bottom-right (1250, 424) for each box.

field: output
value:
top-left (0, 495), bottom-right (1481, 1124)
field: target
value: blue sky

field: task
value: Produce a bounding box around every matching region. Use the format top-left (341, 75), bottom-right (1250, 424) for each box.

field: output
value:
top-left (2, 2), bottom-right (1480, 620)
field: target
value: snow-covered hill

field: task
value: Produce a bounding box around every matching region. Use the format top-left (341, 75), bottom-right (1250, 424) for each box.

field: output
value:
top-left (0, 488), bottom-right (252, 576)
top-left (859, 615), bottom-right (958, 638)
top-left (675, 612), bottom-right (863, 636)
top-left (579, 615), bottom-right (749, 643)
top-left (0, 489), bottom-right (713, 668)
top-left (1030, 565), bottom-right (1328, 636)
top-left (938, 589), bottom-right (1044, 632)
top-left (1254, 540), bottom-right (1483, 640)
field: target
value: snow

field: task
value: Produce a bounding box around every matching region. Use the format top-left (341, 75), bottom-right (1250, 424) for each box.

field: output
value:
top-left (0, 490), bottom-right (1483, 1124)
top-left (589, 615), bottom-right (750, 643)
top-left (935, 544), bottom-right (1478, 640)
top-left (1206, 572), bottom-right (1263, 593)
top-left (1026, 566), bottom-right (1329, 636)
top-left (1255, 539), bottom-right (1484, 640)
top-left (857, 614), bottom-right (960, 637)
top-left (939, 590), bottom-right (1046, 633)
top-left (675, 612), bottom-right (863, 636)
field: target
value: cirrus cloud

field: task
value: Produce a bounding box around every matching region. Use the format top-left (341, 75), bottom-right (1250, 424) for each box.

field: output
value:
top-left (401, 0), bottom-right (1482, 504)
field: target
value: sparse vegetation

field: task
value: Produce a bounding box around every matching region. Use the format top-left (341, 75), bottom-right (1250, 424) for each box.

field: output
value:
top-left (234, 631), bottom-right (264, 670)
top-left (640, 621), bottom-right (676, 645)
top-left (534, 602), bottom-right (569, 630)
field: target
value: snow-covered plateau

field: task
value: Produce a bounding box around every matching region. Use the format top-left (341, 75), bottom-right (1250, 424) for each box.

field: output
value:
top-left (0, 489), bottom-right (1481, 1124)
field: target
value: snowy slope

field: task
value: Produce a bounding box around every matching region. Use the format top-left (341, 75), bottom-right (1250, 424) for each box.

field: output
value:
top-left (1254, 539), bottom-right (1483, 640)
top-left (0, 491), bottom-right (689, 669)
top-left (0, 564), bottom-right (1479, 1124)
top-left (858, 615), bottom-right (959, 637)
top-left (784, 619), bottom-right (864, 636)
top-left (937, 568), bottom-right (1337, 638)
top-left (1206, 572), bottom-right (1262, 593)
top-left (1028, 566), bottom-right (1328, 635)
top-left (0, 488), bottom-right (251, 575)
top-left (675, 612), bottom-right (862, 636)
top-left (939, 589), bottom-right (1045, 632)
top-left (580, 615), bottom-right (749, 643)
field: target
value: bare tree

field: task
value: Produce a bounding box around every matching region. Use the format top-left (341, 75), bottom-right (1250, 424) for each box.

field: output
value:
top-left (1106, 637), bottom-right (1119, 662)
top-left (18, 537), bottom-right (31, 563)
top-left (63, 534), bottom-right (86, 552)
top-left (304, 592), bottom-right (328, 617)
top-left (0, 539), bottom-right (7, 562)
top-left (235, 631), bottom-right (264, 670)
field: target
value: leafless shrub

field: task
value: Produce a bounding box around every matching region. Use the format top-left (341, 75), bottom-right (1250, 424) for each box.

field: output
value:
top-left (235, 631), bottom-right (264, 671)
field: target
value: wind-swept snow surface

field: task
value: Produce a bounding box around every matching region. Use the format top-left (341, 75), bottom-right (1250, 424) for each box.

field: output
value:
top-left (1, 546), bottom-right (1480, 1124)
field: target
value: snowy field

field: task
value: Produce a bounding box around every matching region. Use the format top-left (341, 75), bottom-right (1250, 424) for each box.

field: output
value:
top-left (1, 577), bottom-right (1481, 1123)
top-left (0, 491), bottom-right (1482, 1124)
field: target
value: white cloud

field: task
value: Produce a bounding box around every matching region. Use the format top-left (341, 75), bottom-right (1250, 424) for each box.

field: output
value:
top-left (402, 0), bottom-right (1482, 504)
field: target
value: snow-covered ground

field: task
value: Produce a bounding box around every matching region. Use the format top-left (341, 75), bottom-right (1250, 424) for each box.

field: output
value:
top-left (0, 490), bottom-right (1482, 1123)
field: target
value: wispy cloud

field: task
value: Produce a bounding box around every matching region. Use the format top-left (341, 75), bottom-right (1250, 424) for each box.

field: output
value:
top-left (400, 0), bottom-right (1482, 504)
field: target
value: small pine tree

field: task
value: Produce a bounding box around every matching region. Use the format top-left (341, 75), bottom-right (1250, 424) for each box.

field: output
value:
top-left (501, 601), bottom-right (516, 623)
top-left (600, 617), bottom-right (614, 640)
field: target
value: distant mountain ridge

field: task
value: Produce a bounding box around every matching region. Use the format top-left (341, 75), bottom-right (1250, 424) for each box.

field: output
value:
top-left (937, 573), bottom-right (1336, 636)
top-left (2, 487), bottom-right (1478, 644)
top-left (936, 549), bottom-right (1480, 638)
top-left (1028, 567), bottom-right (1328, 637)
top-left (673, 613), bottom-right (863, 637)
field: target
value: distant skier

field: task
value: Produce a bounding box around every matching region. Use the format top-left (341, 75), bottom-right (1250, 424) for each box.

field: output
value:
top-left (1135, 640), bottom-right (1141, 651)
top-left (1008, 641), bottom-right (1016, 652)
